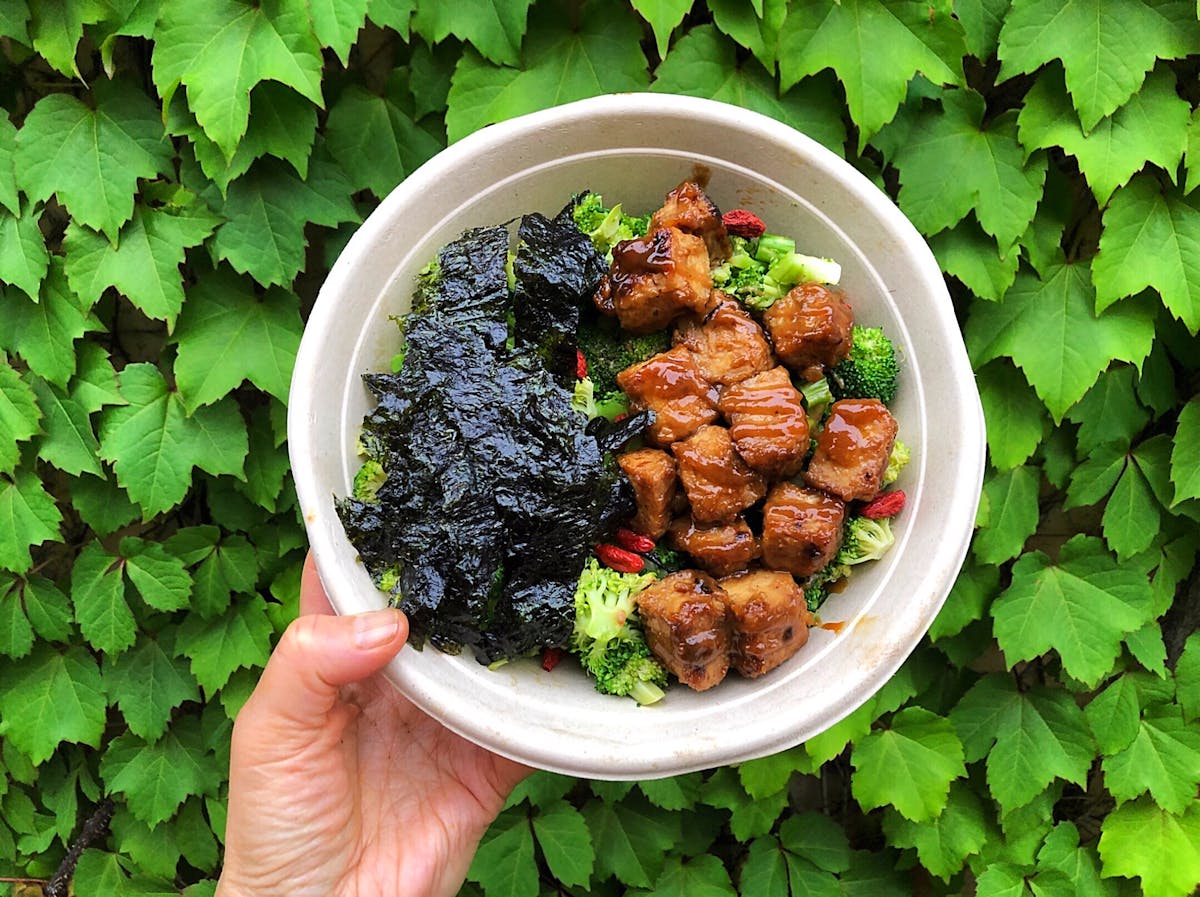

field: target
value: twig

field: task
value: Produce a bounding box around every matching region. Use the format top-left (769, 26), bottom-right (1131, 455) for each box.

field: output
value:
top-left (44, 798), bottom-right (115, 897)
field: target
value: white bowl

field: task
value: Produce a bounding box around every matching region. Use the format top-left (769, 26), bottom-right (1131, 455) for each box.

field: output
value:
top-left (289, 93), bottom-right (985, 780)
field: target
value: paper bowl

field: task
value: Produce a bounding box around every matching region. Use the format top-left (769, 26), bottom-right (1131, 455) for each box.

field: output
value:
top-left (289, 93), bottom-right (985, 780)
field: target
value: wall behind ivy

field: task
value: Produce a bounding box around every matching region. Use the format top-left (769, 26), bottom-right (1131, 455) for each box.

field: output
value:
top-left (1, 1), bottom-right (1199, 896)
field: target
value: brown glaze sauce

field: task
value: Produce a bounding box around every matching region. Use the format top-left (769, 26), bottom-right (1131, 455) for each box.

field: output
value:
top-left (821, 399), bottom-right (887, 465)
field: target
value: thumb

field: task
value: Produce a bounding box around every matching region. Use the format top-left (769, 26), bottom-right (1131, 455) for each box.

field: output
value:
top-left (240, 607), bottom-right (408, 735)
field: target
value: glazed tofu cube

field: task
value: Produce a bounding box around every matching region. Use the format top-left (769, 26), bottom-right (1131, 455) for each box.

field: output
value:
top-left (718, 569), bottom-right (812, 678)
top-left (636, 570), bottom-right (731, 691)
top-left (762, 282), bottom-right (854, 381)
top-left (672, 298), bottom-right (775, 386)
top-left (668, 515), bottom-right (760, 577)
top-left (649, 180), bottom-right (732, 262)
top-left (617, 448), bottom-right (677, 539)
top-left (717, 366), bottom-right (810, 478)
top-left (593, 226), bottom-right (713, 333)
top-left (804, 399), bottom-right (898, 502)
top-left (617, 347), bottom-right (720, 447)
top-left (672, 425), bottom-right (767, 524)
top-left (761, 482), bottom-right (846, 577)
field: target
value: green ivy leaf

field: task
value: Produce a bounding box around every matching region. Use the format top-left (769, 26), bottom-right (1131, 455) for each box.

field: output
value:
top-left (69, 470), bottom-right (140, 538)
top-left (3, 262), bottom-right (101, 390)
top-left (172, 267), bottom-right (302, 411)
top-left (976, 360), bottom-right (1047, 469)
top-left (175, 596), bottom-right (272, 693)
top-left (71, 540), bottom-right (136, 656)
top-left (975, 863), bottom-right (1033, 897)
top-left (0, 643), bottom-right (105, 764)
top-left (1033, 822), bottom-right (1117, 897)
top-left (445, 3), bottom-right (649, 142)
top-left (952, 676), bottom-right (1093, 814)
top-left (1186, 107), bottom-right (1200, 195)
top-left (27, 0), bottom-right (105, 77)
top-left (71, 342), bottom-right (126, 414)
top-left (104, 632), bottom-right (200, 743)
top-left (0, 468), bottom-right (63, 575)
top-left (1065, 366), bottom-right (1150, 456)
top-left (737, 746), bottom-right (813, 799)
top-left (1101, 457), bottom-right (1160, 560)
top-left (738, 837), bottom-right (789, 897)
top-left (1093, 175), bottom-right (1200, 334)
top-left (0, 206), bottom-right (48, 302)
top-left (993, 537), bottom-right (1155, 684)
top-left (20, 574), bottom-right (73, 643)
top-left (1018, 66), bottom-right (1188, 205)
top-left (100, 716), bottom-right (222, 826)
top-left (122, 538), bottom-right (193, 613)
top-left (98, 363), bottom-right (248, 518)
top-left (972, 465), bottom-right (1040, 565)
top-left (367, 0), bottom-right (414, 35)
top-left (954, 0), bottom-right (1010, 59)
top-left (930, 218), bottom-right (1020, 302)
top-left (636, 854), bottom-right (737, 897)
top-left (703, 767), bottom-right (789, 841)
top-left (323, 84), bottom-right (444, 200)
top-left (882, 782), bottom-right (989, 881)
top-left (890, 89), bottom-right (1045, 249)
top-left (1178, 632), bottom-right (1200, 724)
top-left (212, 155), bottom-right (358, 288)
top-left (63, 202), bottom-right (220, 329)
top-left (707, 0), bottom-right (786, 73)
top-left (777, 0), bottom-right (965, 147)
top-left (1098, 797), bottom-right (1200, 897)
top-left (850, 707), bottom-right (965, 822)
top-left (0, 107), bottom-right (19, 214)
top-left (582, 794), bottom-right (679, 888)
top-left (1170, 397), bottom-right (1200, 506)
top-left (0, 575), bottom-right (34, 659)
top-left (308, 0), bottom-right (368, 65)
top-left (1085, 675), bottom-right (1143, 756)
top-left (532, 800), bottom-right (593, 888)
top-left (778, 811), bottom-right (851, 874)
top-left (168, 528), bottom-right (257, 619)
top-left (996, 0), bottom-right (1199, 131)
top-left (0, 358), bottom-right (41, 476)
top-left (30, 376), bottom-right (103, 478)
top-left (467, 808), bottom-right (537, 897)
top-left (639, 773), bottom-right (701, 811)
top-left (930, 560), bottom-right (997, 642)
top-left (652, 26), bottom-right (846, 155)
top-left (152, 0), bottom-right (324, 159)
top-left (632, 0), bottom-right (691, 58)
top-left (965, 262), bottom-right (1156, 421)
top-left (412, 0), bottom-right (533, 66)
top-left (15, 78), bottom-right (172, 242)
top-left (1101, 709), bottom-right (1200, 814)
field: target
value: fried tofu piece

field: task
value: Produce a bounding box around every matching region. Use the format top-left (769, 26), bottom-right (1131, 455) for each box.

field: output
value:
top-left (672, 425), bottom-right (767, 524)
top-left (672, 298), bottom-right (775, 386)
top-left (636, 570), bottom-right (731, 691)
top-left (617, 347), bottom-right (720, 447)
top-left (717, 366), bottom-right (810, 478)
top-left (668, 515), bottom-right (760, 577)
top-left (593, 226), bottom-right (712, 334)
top-left (762, 282), bottom-right (854, 381)
top-left (649, 180), bottom-right (732, 263)
top-left (761, 483), bottom-right (846, 577)
top-left (718, 570), bottom-right (812, 678)
top-left (617, 449), bottom-right (677, 539)
top-left (804, 399), bottom-right (898, 502)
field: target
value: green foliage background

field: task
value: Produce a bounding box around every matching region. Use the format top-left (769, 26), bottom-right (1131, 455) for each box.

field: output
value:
top-left (1, 0), bottom-right (1199, 895)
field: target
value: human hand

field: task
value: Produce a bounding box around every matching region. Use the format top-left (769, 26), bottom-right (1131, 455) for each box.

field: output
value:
top-left (216, 554), bottom-right (531, 897)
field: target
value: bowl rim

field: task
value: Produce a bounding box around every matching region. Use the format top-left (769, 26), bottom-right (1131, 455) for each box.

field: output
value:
top-left (289, 92), bottom-right (986, 779)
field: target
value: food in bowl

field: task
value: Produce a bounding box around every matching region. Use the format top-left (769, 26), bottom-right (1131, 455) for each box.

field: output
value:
top-left (337, 179), bottom-right (910, 704)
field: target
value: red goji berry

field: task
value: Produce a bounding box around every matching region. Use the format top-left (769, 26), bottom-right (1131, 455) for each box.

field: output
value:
top-left (861, 490), bottom-right (906, 519)
top-left (541, 647), bottom-right (564, 672)
top-left (722, 209), bottom-right (767, 239)
top-left (576, 349), bottom-right (588, 380)
top-left (595, 543), bottom-right (645, 574)
top-left (615, 527), bottom-right (656, 553)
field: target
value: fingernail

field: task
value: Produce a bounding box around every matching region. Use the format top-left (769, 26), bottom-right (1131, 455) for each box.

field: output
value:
top-left (353, 610), bottom-right (400, 649)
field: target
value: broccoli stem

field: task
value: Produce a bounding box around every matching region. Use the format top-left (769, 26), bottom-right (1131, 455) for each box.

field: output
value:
top-left (629, 680), bottom-right (666, 705)
top-left (755, 233), bottom-right (795, 263)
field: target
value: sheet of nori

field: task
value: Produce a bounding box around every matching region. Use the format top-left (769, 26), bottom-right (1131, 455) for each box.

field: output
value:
top-left (337, 217), bottom-right (649, 664)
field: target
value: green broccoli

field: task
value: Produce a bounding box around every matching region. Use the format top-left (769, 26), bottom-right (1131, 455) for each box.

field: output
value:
top-left (804, 515), bottom-right (897, 611)
top-left (572, 192), bottom-right (651, 256)
top-left (571, 558), bottom-right (667, 704)
top-left (714, 234), bottom-right (840, 310)
top-left (829, 326), bottom-right (900, 404)
top-left (643, 545), bottom-right (685, 577)
top-left (800, 377), bottom-right (834, 418)
top-left (885, 439), bottom-right (910, 485)
top-left (576, 317), bottom-right (669, 412)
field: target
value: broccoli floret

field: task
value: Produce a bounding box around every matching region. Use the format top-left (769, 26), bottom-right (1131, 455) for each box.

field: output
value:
top-left (766, 252), bottom-right (842, 287)
top-left (838, 516), bottom-right (896, 566)
top-left (572, 193), bottom-right (650, 256)
top-left (800, 376), bottom-right (833, 412)
top-left (572, 377), bottom-right (597, 418)
top-left (754, 233), bottom-right (796, 263)
top-left (830, 326), bottom-right (900, 404)
top-left (643, 546), bottom-right (685, 577)
top-left (885, 439), bottom-right (910, 485)
top-left (583, 638), bottom-right (667, 704)
top-left (352, 460), bottom-right (386, 502)
top-left (576, 318), bottom-right (670, 396)
top-left (571, 559), bottom-right (667, 704)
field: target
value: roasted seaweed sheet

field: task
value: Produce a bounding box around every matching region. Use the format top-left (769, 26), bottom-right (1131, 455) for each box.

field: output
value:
top-left (337, 214), bottom-right (647, 664)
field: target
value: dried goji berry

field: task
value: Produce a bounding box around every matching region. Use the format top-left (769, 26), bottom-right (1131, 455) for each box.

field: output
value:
top-left (576, 349), bottom-right (587, 380)
top-left (722, 209), bottom-right (767, 239)
top-left (615, 527), bottom-right (656, 553)
top-left (595, 543), bottom-right (645, 574)
top-left (541, 647), bottom-right (564, 672)
top-left (861, 490), bottom-right (906, 519)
